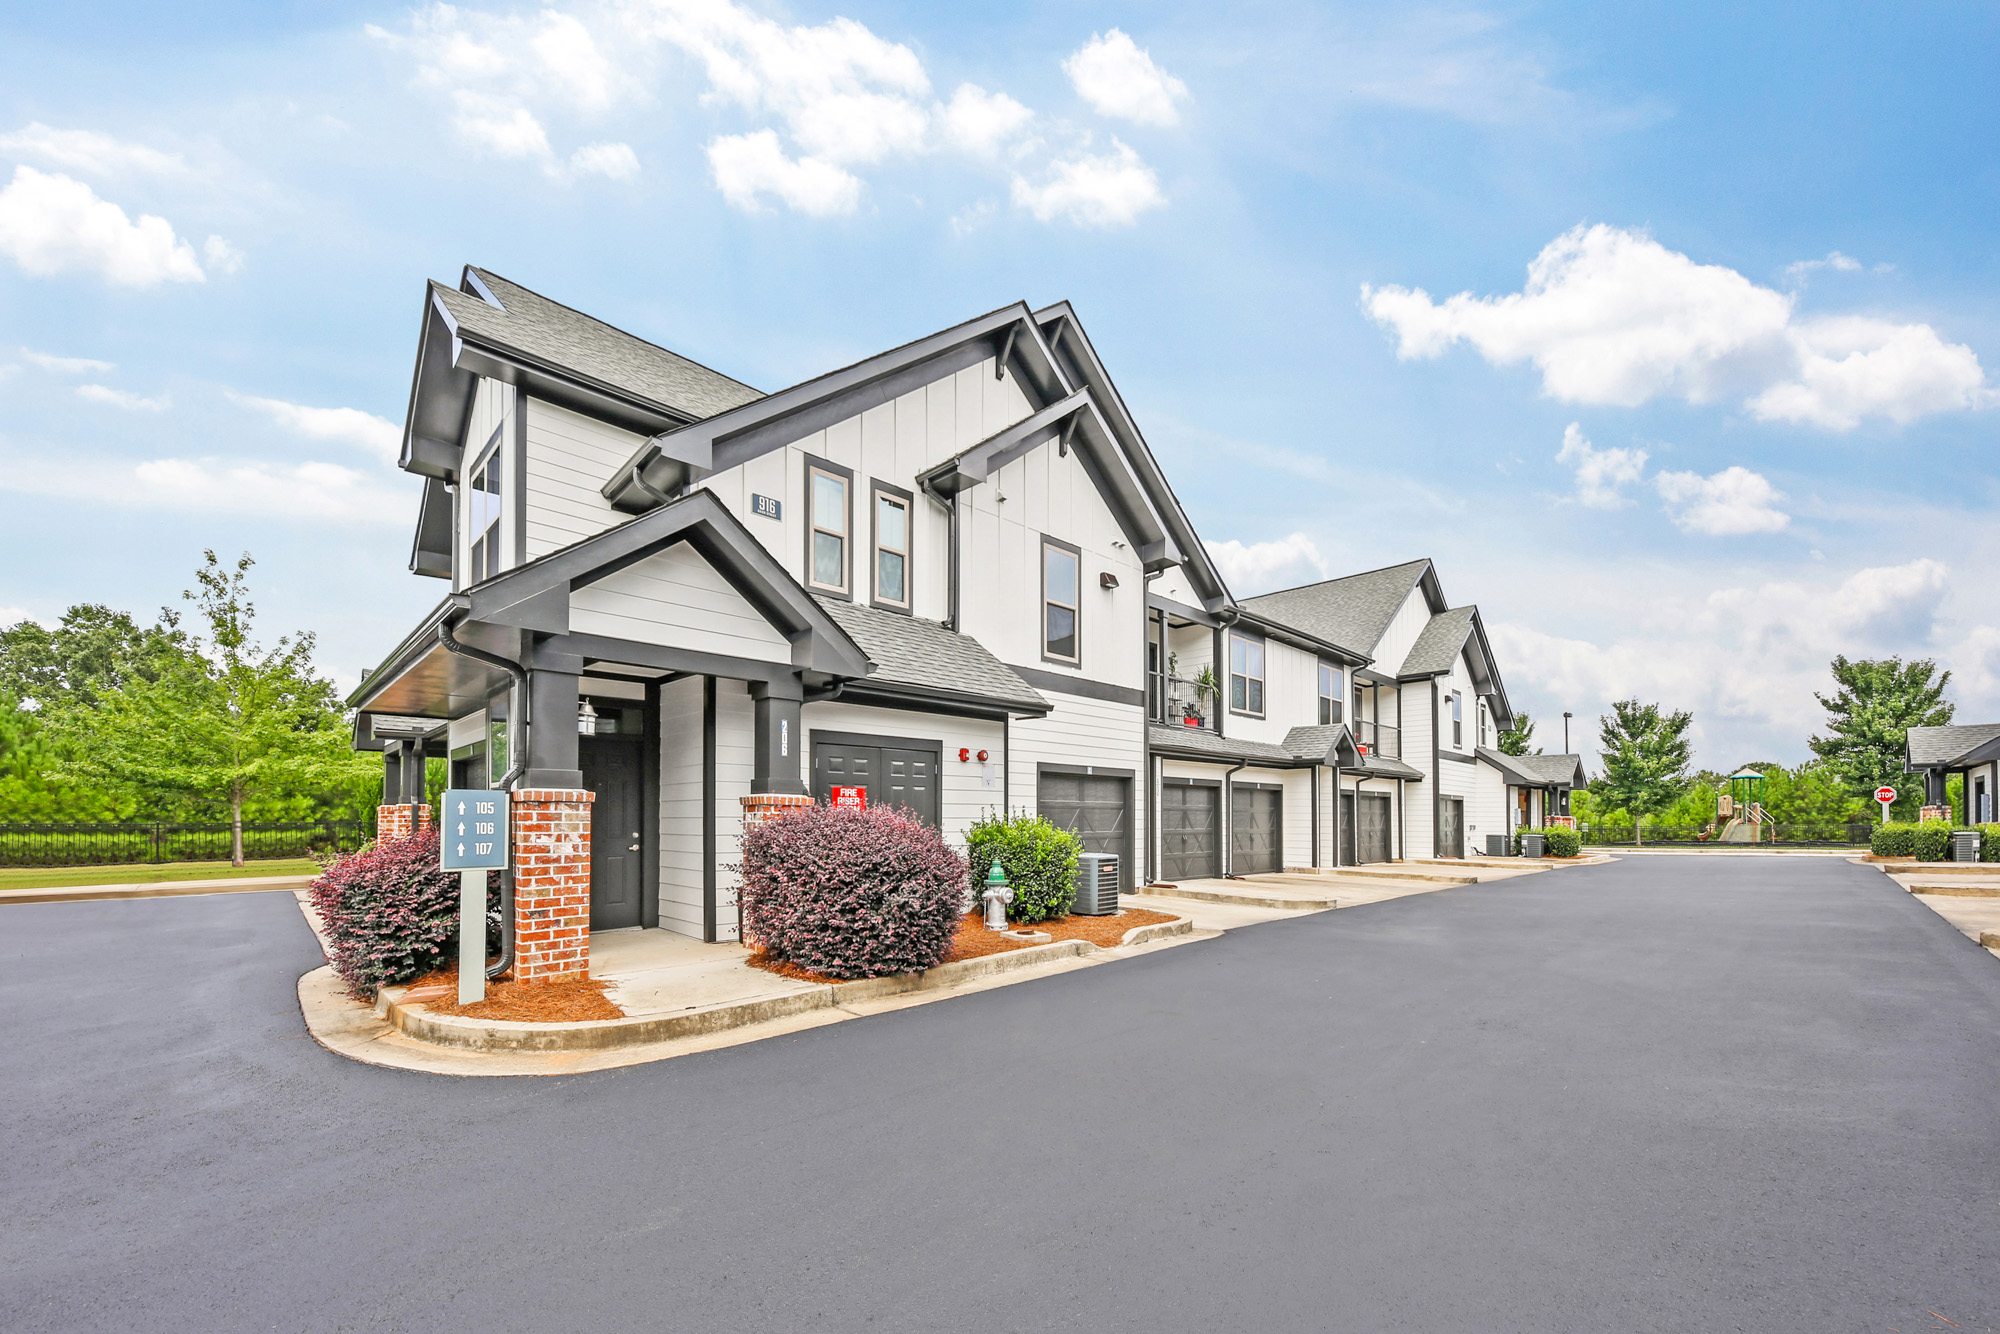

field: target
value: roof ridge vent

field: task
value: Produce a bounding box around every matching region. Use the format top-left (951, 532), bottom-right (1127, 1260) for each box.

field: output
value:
top-left (463, 268), bottom-right (506, 311)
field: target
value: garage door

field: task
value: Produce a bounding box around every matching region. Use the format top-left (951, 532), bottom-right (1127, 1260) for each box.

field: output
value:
top-left (1159, 783), bottom-right (1219, 883)
top-left (1438, 796), bottom-right (1464, 859)
top-left (1232, 784), bottom-right (1282, 875)
top-left (1354, 793), bottom-right (1392, 863)
top-left (1038, 772), bottom-right (1131, 890)
top-left (810, 735), bottom-right (940, 827)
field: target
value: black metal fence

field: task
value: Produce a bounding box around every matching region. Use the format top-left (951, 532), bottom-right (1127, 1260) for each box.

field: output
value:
top-left (0, 820), bottom-right (377, 868)
top-left (1579, 822), bottom-right (1873, 848)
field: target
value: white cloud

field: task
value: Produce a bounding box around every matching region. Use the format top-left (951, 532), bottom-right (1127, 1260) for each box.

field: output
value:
top-left (77, 384), bottom-right (169, 412)
top-left (1362, 223), bottom-right (1994, 430)
top-left (450, 91), bottom-right (555, 163)
top-left (1010, 140), bottom-right (1164, 228)
top-left (202, 235), bottom-right (244, 275)
top-left (0, 165), bottom-right (205, 286)
top-left (0, 606), bottom-right (31, 629)
top-left (569, 141), bottom-right (640, 181)
top-left (1655, 465), bottom-right (1789, 535)
top-left (1785, 250), bottom-right (1862, 283)
top-left (0, 450), bottom-right (404, 524)
top-left (229, 392), bottom-right (401, 466)
top-left (1063, 29), bottom-right (1188, 127)
top-left (22, 348), bottom-right (114, 374)
top-left (527, 10), bottom-right (622, 113)
top-left (1205, 533), bottom-right (1329, 596)
top-left (0, 122), bottom-right (188, 178)
top-left (943, 84), bottom-right (1033, 157)
top-left (707, 130), bottom-right (861, 216)
top-left (1554, 422), bottom-right (1647, 509)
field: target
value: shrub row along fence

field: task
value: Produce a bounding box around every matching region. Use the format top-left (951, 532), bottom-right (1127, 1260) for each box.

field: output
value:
top-left (1578, 822), bottom-right (1874, 848)
top-left (0, 820), bottom-right (376, 868)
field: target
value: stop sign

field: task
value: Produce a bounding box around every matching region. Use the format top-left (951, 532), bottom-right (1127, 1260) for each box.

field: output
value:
top-left (1875, 786), bottom-right (1898, 803)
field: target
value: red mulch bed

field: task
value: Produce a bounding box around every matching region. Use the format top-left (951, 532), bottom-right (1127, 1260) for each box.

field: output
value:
top-left (401, 960), bottom-right (626, 1023)
top-left (746, 907), bottom-right (1178, 985)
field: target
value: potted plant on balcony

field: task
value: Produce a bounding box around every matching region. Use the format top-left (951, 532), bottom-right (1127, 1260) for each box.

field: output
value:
top-left (1188, 668), bottom-right (1218, 727)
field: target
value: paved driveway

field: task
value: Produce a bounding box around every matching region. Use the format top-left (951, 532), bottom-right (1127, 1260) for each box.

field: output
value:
top-left (4, 857), bottom-right (1997, 1332)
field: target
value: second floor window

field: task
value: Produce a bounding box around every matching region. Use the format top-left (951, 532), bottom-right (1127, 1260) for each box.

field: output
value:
top-left (873, 487), bottom-right (910, 610)
top-left (1043, 537), bottom-right (1080, 663)
top-left (1230, 634), bottom-right (1265, 715)
top-left (467, 441), bottom-right (502, 584)
top-left (808, 463), bottom-right (850, 595)
top-left (1451, 690), bottom-right (1463, 747)
top-left (1478, 700), bottom-right (1489, 747)
top-left (1318, 663), bottom-right (1341, 725)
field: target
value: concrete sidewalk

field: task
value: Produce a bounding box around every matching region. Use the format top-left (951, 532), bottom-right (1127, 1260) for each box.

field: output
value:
top-left (0, 875), bottom-right (314, 906)
top-left (1870, 862), bottom-right (2000, 956)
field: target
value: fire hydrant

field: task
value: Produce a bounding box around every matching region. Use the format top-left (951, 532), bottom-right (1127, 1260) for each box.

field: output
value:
top-left (981, 862), bottom-right (1014, 930)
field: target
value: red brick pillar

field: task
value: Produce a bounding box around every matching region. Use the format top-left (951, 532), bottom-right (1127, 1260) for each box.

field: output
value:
top-left (376, 804), bottom-right (432, 841)
top-left (512, 788), bottom-right (594, 984)
top-left (740, 793), bottom-right (814, 832)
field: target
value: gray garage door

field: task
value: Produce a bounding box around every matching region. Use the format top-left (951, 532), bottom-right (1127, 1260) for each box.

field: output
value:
top-left (811, 735), bottom-right (940, 827)
top-left (1232, 784), bottom-right (1282, 875)
top-left (1438, 796), bottom-right (1464, 859)
top-left (1038, 772), bottom-right (1132, 890)
top-left (1354, 792), bottom-right (1392, 863)
top-left (1159, 783), bottom-right (1219, 883)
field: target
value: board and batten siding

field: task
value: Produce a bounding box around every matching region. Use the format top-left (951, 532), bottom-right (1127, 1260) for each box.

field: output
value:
top-left (568, 545), bottom-right (792, 664)
top-left (657, 677), bottom-right (756, 943)
top-left (457, 378), bottom-right (516, 589)
top-left (523, 397), bottom-right (647, 561)
top-left (1372, 587), bottom-right (1437, 678)
top-left (1222, 634), bottom-right (1322, 748)
top-left (796, 700), bottom-right (1004, 849)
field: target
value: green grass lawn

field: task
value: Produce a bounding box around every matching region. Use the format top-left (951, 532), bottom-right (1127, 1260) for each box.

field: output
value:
top-left (0, 859), bottom-right (324, 890)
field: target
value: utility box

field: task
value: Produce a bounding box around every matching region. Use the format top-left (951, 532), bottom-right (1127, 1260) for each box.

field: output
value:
top-left (1952, 830), bottom-right (1982, 863)
top-left (1073, 854), bottom-right (1120, 915)
top-left (1486, 834), bottom-right (1507, 857)
top-left (1522, 832), bottom-right (1546, 859)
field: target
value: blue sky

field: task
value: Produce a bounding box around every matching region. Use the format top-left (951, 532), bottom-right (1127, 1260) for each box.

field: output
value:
top-left (2, 1), bottom-right (1996, 769)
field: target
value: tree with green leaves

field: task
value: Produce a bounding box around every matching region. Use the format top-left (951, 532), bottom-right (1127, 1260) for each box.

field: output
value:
top-left (1498, 710), bottom-right (1539, 756)
top-left (55, 552), bottom-right (375, 864)
top-left (0, 604), bottom-right (186, 711)
top-left (1596, 699), bottom-right (1695, 845)
top-left (1808, 655), bottom-right (1953, 816)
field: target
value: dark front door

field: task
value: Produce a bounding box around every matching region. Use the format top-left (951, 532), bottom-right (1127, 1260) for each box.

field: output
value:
top-left (810, 734), bottom-right (940, 826)
top-left (1232, 784), bottom-right (1282, 875)
top-left (1159, 783), bottom-right (1219, 882)
top-left (1340, 792), bottom-right (1356, 865)
top-left (1355, 792), bottom-right (1392, 863)
top-left (1039, 773), bottom-right (1132, 890)
top-left (580, 734), bottom-right (644, 931)
top-left (1439, 796), bottom-right (1464, 859)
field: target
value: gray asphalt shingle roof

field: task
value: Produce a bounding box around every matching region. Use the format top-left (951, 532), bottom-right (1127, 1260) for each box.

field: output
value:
top-left (1147, 724), bottom-right (1296, 765)
top-left (1282, 724), bottom-right (1349, 763)
top-left (814, 598), bottom-right (1048, 714)
top-left (1240, 559), bottom-right (1430, 657)
top-left (1907, 724), bottom-right (2000, 767)
top-left (437, 269), bottom-right (765, 422)
top-left (1398, 606), bottom-right (1477, 677)
top-left (1477, 747), bottom-right (1585, 787)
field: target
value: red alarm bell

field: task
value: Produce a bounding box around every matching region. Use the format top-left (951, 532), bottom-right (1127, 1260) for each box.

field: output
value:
top-left (958, 747), bottom-right (970, 762)
top-left (977, 749), bottom-right (989, 762)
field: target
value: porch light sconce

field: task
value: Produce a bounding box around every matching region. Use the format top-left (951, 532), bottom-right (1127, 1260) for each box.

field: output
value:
top-left (1099, 572), bottom-right (1119, 590)
top-left (577, 699), bottom-right (599, 735)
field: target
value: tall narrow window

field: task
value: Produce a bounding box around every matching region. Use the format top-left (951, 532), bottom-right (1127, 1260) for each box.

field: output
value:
top-left (872, 485), bottom-right (910, 610)
top-left (1451, 691), bottom-right (1463, 747)
top-left (1318, 662), bottom-right (1342, 726)
top-left (807, 462), bottom-right (850, 595)
top-left (1353, 685), bottom-right (1365, 727)
top-left (1478, 700), bottom-right (1489, 747)
top-left (1042, 537), bottom-right (1080, 663)
top-left (466, 438), bottom-right (503, 584)
top-left (1229, 634), bottom-right (1265, 716)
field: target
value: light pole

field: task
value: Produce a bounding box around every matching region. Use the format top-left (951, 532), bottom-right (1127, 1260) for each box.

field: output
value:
top-left (1563, 711), bottom-right (1572, 753)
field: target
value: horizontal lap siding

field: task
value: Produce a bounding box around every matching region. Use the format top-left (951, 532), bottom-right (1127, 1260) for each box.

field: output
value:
top-left (799, 701), bottom-right (1004, 851)
top-left (525, 398), bottom-right (645, 560)
top-left (568, 545), bottom-right (792, 662)
top-left (1009, 693), bottom-right (1145, 883)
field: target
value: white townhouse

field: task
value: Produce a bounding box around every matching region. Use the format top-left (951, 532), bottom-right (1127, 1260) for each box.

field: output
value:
top-left (349, 268), bottom-right (1575, 982)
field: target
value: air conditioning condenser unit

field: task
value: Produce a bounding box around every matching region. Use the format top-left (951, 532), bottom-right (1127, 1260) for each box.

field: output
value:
top-left (1073, 853), bottom-right (1120, 915)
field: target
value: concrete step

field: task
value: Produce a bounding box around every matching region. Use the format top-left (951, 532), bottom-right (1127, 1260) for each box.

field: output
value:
top-left (1133, 883), bottom-right (1342, 911)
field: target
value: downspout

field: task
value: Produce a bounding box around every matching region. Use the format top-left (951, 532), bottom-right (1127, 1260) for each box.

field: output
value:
top-left (1221, 759), bottom-right (1247, 877)
top-left (439, 612), bottom-right (529, 982)
top-left (919, 479), bottom-right (960, 632)
top-left (1142, 570), bottom-right (1160, 887)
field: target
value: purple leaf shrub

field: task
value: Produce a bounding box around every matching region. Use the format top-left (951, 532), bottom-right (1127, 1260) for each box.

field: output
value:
top-left (308, 828), bottom-right (498, 997)
top-left (740, 802), bottom-right (969, 979)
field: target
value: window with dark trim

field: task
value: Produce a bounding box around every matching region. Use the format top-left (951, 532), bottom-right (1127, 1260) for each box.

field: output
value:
top-left (1451, 690), bottom-right (1463, 747)
top-left (806, 458), bottom-right (852, 596)
top-left (1318, 662), bottom-right (1342, 726)
top-left (1477, 699), bottom-right (1489, 747)
top-left (871, 482), bottom-right (911, 611)
top-left (1229, 633), bottom-right (1265, 716)
top-left (466, 435), bottom-right (503, 584)
top-left (1042, 536), bottom-right (1080, 663)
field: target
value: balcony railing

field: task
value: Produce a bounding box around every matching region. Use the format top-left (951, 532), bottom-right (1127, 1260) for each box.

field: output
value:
top-left (1153, 673), bottom-right (1217, 731)
top-left (1354, 721), bottom-right (1401, 759)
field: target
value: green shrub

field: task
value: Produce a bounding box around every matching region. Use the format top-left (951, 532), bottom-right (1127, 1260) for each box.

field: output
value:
top-left (1980, 824), bottom-right (2000, 863)
top-left (1871, 821), bottom-right (1917, 858)
top-left (965, 811), bottom-right (1080, 923)
top-left (1541, 825), bottom-right (1583, 858)
top-left (1914, 818), bottom-right (1954, 862)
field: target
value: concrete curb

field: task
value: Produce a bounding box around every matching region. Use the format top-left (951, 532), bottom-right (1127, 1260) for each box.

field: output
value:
top-left (377, 916), bottom-right (1198, 1055)
top-left (0, 876), bottom-right (314, 905)
top-left (1132, 885), bottom-right (1341, 910)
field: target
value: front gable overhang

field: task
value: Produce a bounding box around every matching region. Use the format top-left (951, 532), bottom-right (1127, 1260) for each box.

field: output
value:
top-left (409, 476), bottom-right (452, 579)
top-left (917, 388), bottom-right (1183, 572)
top-left (465, 487), bottom-right (873, 679)
top-left (1392, 607), bottom-right (1514, 732)
top-left (1035, 302), bottom-right (1232, 612)
top-left (600, 303), bottom-right (1074, 512)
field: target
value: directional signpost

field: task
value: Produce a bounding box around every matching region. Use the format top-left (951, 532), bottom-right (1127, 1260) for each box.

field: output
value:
top-left (442, 789), bottom-right (510, 1005)
top-left (1876, 785), bottom-right (1898, 824)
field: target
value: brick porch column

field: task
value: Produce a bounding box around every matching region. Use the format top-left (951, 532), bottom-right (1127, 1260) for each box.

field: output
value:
top-left (376, 804), bottom-right (432, 841)
top-left (512, 788), bottom-right (594, 984)
top-left (740, 793), bottom-right (814, 832)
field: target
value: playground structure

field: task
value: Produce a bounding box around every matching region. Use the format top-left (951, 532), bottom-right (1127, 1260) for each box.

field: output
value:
top-left (1714, 769), bottom-right (1768, 843)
